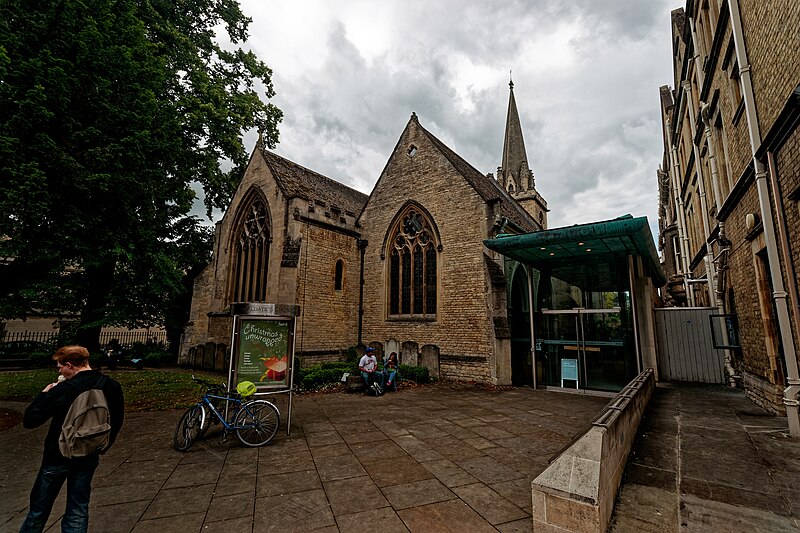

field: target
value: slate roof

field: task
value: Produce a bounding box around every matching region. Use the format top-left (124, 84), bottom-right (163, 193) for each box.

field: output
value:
top-left (253, 120), bottom-right (539, 233)
top-left (257, 147), bottom-right (368, 215)
top-left (416, 121), bottom-right (539, 232)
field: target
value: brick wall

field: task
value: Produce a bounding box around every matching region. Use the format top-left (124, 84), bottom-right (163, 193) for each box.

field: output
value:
top-left (660, 2), bottom-right (799, 413)
top-left (739, 0), bottom-right (800, 136)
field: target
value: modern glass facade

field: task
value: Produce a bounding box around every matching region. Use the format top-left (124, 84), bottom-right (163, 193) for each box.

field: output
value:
top-left (537, 259), bottom-right (636, 392)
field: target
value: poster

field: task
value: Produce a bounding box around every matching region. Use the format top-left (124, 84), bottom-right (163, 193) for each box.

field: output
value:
top-left (236, 318), bottom-right (290, 389)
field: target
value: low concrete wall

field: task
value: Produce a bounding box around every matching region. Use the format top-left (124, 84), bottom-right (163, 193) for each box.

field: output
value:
top-left (531, 369), bottom-right (655, 532)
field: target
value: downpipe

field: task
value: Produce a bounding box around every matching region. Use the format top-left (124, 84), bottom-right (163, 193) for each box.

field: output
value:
top-left (700, 105), bottom-right (737, 387)
top-left (767, 152), bottom-right (800, 436)
top-left (667, 123), bottom-right (694, 305)
top-left (714, 223), bottom-right (738, 387)
top-left (729, 0), bottom-right (799, 436)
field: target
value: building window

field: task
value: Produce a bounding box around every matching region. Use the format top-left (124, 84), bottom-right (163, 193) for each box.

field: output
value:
top-left (713, 115), bottom-right (732, 198)
top-left (388, 206), bottom-right (438, 317)
top-left (230, 193), bottom-right (270, 303)
top-left (334, 260), bottom-right (344, 291)
top-left (672, 234), bottom-right (682, 273)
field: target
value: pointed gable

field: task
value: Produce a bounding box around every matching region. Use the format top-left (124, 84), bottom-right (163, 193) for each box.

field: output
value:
top-left (412, 116), bottom-right (539, 232)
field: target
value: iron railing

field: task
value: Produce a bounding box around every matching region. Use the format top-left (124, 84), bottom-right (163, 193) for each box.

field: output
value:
top-left (0, 330), bottom-right (169, 348)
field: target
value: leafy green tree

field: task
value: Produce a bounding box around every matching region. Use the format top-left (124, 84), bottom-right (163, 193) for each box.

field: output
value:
top-left (0, 0), bottom-right (281, 351)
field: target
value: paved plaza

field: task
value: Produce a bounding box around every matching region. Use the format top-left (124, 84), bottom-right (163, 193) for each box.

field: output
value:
top-left (1, 382), bottom-right (799, 532)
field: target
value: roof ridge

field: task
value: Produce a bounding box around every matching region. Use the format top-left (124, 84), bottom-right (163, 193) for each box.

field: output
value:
top-left (415, 122), bottom-right (538, 230)
top-left (255, 146), bottom-right (368, 216)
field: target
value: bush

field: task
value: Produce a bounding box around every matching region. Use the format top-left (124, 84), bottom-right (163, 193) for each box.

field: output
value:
top-left (144, 351), bottom-right (175, 368)
top-left (299, 365), bottom-right (355, 390)
top-left (344, 346), bottom-right (359, 365)
top-left (398, 364), bottom-right (430, 384)
top-left (294, 360), bottom-right (432, 391)
top-left (27, 348), bottom-right (55, 368)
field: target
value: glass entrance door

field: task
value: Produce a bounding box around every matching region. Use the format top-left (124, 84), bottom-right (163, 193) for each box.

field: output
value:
top-left (539, 307), bottom-right (631, 392)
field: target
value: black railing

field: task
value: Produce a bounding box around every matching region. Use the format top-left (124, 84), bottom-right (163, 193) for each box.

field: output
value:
top-left (0, 330), bottom-right (169, 349)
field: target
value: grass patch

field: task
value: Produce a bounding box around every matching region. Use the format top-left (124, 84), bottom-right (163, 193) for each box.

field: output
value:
top-left (0, 368), bottom-right (224, 412)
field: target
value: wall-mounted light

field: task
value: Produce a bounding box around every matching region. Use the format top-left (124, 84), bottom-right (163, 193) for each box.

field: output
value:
top-left (745, 212), bottom-right (759, 231)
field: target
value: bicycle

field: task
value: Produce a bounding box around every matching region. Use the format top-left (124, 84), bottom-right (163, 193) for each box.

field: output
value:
top-left (173, 376), bottom-right (280, 451)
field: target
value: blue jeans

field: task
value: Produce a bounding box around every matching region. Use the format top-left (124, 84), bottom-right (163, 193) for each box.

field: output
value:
top-left (20, 455), bottom-right (99, 533)
top-left (361, 371), bottom-right (384, 391)
top-left (384, 370), bottom-right (397, 390)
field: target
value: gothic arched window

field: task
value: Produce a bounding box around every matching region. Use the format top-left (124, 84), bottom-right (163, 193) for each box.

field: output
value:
top-left (230, 193), bottom-right (271, 303)
top-left (388, 206), bottom-right (438, 317)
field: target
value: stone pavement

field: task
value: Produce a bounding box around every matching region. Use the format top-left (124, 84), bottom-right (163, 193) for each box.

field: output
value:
top-left (611, 383), bottom-right (800, 532)
top-left (2, 382), bottom-right (799, 533)
top-left (1, 384), bottom-right (608, 533)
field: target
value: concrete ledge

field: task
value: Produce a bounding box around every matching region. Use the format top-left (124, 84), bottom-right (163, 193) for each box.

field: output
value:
top-left (346, 374), bottom-right (366, 392)
top-left (532, 369), bottom-right (655, 532)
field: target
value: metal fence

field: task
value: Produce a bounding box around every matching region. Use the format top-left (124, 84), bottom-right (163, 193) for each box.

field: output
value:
top-left (654, 307), bottom-right (726, 384)
top-left (1, 330), bottom-right (169, 348)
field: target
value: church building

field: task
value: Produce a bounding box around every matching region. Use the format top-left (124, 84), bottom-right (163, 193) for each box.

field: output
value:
top-left (180, 83), bottom-right (548, 385)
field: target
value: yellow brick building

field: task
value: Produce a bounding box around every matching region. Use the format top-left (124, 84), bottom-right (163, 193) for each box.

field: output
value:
top-left (657, 0), bottom-right (800, 425)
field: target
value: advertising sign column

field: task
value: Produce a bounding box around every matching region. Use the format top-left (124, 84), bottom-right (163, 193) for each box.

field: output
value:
top-left (229, 310), bottom-right (297, 435)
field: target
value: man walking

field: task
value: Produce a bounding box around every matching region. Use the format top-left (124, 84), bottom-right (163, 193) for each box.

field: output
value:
top-left (20, 345), bottom-right (124, 533)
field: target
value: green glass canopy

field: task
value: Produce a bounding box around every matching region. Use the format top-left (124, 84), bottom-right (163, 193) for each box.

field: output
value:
top-left (484, 215), bottom-right (665, 287)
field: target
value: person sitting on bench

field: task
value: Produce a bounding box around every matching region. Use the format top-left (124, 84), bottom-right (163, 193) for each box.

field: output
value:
top-left (383, 352), bottom-right (399, 391)
top-left (359, 347), bottom-right (384, 395)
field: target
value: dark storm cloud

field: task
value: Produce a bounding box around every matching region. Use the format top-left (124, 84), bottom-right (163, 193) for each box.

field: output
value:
top-left (232, 0), bottom-right (676, 228)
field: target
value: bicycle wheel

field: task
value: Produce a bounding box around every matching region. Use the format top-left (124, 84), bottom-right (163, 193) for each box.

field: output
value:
top-left (199, 400), bottom-right (222, 436)
top-left (173, 404), bottom-right (206, 452)
top-left (235, 400), bottom-right (280, 447)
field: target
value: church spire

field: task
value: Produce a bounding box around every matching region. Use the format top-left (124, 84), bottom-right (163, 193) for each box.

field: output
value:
top-left (496, 81), bottom-right (548, 229)
top-left (500, 78), bottom-right (533, 193)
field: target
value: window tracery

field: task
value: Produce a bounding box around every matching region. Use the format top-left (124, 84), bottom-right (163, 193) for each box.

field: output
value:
top-left (230, 195), bottom-right (270, 303)
top-left (388, 207), bottom-right (438, 317)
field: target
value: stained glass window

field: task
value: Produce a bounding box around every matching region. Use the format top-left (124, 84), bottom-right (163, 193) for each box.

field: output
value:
top-left (388, 207), bottom-right (438, 318)
top-left (231, 195), bottom-right (270, 303)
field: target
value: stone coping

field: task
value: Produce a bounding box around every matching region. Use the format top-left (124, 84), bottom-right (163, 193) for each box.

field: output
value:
top-left (531, 369), bottom-right (655, 532)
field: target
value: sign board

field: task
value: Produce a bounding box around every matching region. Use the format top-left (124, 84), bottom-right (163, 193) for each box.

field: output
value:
top-left (233, 317), bottom-right (293, 389)
top-left (561, 358), bottom-right (578, 388)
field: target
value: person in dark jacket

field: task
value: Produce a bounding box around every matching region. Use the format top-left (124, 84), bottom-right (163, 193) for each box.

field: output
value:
top-left (20, 345), bottom-right (124, 533)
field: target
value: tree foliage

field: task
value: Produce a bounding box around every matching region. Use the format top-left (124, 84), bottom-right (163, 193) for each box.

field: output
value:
top-left (0, 0), bottom-right (281, 350)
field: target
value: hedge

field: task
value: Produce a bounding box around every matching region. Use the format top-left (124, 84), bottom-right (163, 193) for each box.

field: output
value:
top-left (295, 361), bottom-right (432, 391)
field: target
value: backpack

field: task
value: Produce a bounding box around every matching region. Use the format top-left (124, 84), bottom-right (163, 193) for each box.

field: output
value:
top-left (58, 376), bottom-right (111, 458)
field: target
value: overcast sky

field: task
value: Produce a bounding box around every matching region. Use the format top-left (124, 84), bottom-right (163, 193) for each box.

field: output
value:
top-left (218, 0), bottom-right (677, 235)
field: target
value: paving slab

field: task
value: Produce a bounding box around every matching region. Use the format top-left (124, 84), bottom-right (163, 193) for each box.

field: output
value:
top-left (381, 478), bottom-right (455, 510)
top-left (397, 499), bottom-right (497, 532)
top-left (611, 383), bottom-right (800, 532)
top-left (451, 482), bottom-right (529, 525)
top-left (334, 506), bottom-right (409, 533)
top-left (7, 380), bottom-right (793, 533)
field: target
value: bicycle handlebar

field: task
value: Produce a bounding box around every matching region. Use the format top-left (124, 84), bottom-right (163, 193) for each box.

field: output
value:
top-left (191, 375), bottom-right (227, 392)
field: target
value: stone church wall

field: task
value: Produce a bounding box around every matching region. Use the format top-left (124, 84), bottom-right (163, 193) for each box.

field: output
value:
top-left (358, 120), bottom-right (498, 383)
top-left (210, 153), bottom-right (297, 309)
top-left (181, 151), bottom-right (299, 360)
top-left (293, 221), bottom-right (361, 356)
top-left (179, 263), bottom-right (214, 364)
